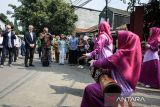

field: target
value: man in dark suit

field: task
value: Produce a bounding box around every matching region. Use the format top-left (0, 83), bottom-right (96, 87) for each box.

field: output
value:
top-left (0, 25), bottom-right (16, 67)
top-left (24, 25), bottom-right (36, 67)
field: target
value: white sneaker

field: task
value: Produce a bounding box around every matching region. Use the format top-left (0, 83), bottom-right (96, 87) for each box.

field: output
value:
top-left (145, 85), bottom-right (151, 88)
top-left (78, 65), bottom-right (81, 68)
top-left (0, 65), bottom-right (4, 68)
top-left (80, 66), bottom-right (84, 69)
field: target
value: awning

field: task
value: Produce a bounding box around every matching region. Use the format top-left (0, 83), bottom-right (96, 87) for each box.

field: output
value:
top-left (75, 25), bottom-right (98, 33)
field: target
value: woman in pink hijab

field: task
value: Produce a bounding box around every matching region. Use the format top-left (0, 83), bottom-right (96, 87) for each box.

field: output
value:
top-left (84, 21), bottom-right (113, 60)
top-left (139, 27), bottom-right (160, 89)
top-left (81, 31), bottom-right (142, 107)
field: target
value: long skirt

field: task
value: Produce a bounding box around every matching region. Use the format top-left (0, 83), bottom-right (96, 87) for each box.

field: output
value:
top-left (81, 83), bottom-right (104, 107)
top-left (81, 71), bottom-right (133, 107)
top-left (139, 59), bottom-right (160, 89)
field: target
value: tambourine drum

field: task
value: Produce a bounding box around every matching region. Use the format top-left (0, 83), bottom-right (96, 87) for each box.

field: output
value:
top-left (89, 67), bottom-right (122, 94)
top-left (102, 80), bottom-right (122, 107)
top-left (103, 82), bottom-right (121, 94)
top-left (99, 74), bottom-right (121, 94)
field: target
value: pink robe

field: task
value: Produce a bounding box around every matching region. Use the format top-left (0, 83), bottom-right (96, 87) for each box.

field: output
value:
top-left (86, 21), bottom-right (113, 60)
top-left (81, 30), bottom-right (142, 107)
top-left (139, 27), bottom-right (160, 89)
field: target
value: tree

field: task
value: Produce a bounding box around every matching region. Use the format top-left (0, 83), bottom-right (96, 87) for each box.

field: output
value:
top-left (0, 13), bottom-right (13, 25)
top-left (143, 0), bottom-right (160, 40)
top-left (47, 0), bottom-right (78, 34)
top-left (124, 0), bottom-right (160, 40)
top-left (9, 0), bottom-right (78, 35)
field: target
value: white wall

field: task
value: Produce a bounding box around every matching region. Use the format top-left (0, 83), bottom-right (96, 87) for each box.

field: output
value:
top-left (75, 8), bottom-right (101, 29)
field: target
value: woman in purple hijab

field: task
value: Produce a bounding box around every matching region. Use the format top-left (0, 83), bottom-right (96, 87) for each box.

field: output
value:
top-left (81, 31), bottom-right (142, 107)
top-left (139, 27), bottom-right (160, 89)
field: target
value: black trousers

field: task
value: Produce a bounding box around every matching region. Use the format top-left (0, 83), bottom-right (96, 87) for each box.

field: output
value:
top-left (69, 50), bottom-right (77, 64)
top-left (55, 48), bottom-right (59, 63)
top-left (25, 47), bottom-right (35, 65)
top-left (42, 48), bottom-right (51, 61)
top-left (1, 47), bottom-right (13, 65)
top-left (38, 47), bottom-right (42, 58)
top-left (0, 48), bottom-right (2, 57)
top-left (13, 46), bottom-right (19, 61)
top-left (78, 50), bottom-right (85, 65)
top-left (0, 48), bottom-right (3, 63)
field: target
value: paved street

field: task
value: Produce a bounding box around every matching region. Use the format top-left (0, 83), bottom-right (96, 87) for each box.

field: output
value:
top-left (0, 55), bottom-right (159, 107)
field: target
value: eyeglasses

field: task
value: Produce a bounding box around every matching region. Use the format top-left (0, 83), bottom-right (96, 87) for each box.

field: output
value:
top-left (29, 27), bottom-right (33, 29)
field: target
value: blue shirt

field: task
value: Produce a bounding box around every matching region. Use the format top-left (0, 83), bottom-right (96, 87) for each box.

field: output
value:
top-left (69, 37), bottom-right (78, 50)
top-left (58, 40), bottom-right (67, 52)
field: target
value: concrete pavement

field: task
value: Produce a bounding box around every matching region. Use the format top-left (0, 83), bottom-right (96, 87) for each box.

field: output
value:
top-left (0, 56), bottom-right (93, 107)
top-left (0, 55), bottom-right (159, 107)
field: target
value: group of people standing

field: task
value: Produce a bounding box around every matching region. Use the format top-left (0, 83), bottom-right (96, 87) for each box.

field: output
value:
top-left (36, 29), bottom-right (94, 67)
top-left (80, 21), bottom-right (160, 107)
top-left (0, 24), bottom-right (95, 68)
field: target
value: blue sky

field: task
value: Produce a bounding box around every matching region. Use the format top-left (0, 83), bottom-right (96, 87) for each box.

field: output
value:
top-left (0, 0), bottom-right (149, 22)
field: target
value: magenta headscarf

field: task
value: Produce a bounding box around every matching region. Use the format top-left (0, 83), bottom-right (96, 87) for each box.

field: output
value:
top-left (107, 31), bottom-right (142, 90)
top-left (147, 27), bottom-right (160, 46)
top-left (98, 21), bottom-right (112, 45)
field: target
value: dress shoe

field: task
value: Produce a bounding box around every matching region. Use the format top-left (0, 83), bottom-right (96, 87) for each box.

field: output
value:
top-left (29, 64), bottom-right (35, 67)
top-left (9, 64), bottom-right (12, 67)
top-left (25, 65), bottom-right (29, 67)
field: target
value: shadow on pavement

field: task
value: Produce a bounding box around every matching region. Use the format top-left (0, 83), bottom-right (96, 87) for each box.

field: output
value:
top-left (2, 105), bottom-right (32, 107)
top-left (49, 84), bottom-right (83, 97)
top-left (2, 105), bottom-right (12, 107)
top-left (17, 59), bottom-right (93, 84)
top-left (49, 82), bottom-right (84, 107)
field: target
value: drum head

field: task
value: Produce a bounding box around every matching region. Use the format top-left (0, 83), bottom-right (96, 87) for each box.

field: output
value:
top-left (103, 82), bottom-right (121, 94)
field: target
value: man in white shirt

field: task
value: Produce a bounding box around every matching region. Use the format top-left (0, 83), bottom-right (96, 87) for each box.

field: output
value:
top-left (0, 32), bottom-right (3, 64)
top-left (13, 34), bottom-right (21, 62)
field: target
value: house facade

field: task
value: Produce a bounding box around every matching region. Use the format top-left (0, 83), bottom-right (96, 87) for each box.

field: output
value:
top-left (73, 6), bottom-right (101, 29)
top-left (99, 7), bottom-right (130, 30)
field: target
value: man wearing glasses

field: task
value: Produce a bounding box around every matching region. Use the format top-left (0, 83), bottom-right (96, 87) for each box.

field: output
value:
top-left (0, 24), bottom-right (16, 67)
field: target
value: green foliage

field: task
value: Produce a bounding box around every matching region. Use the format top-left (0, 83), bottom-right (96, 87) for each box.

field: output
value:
top-left (9, 0), bottom-right (78, 35)
top-left (126, 0), bottom-right (160, 40)
top-left (143, 0), bottom-right (160, 40)
top-left (0, 13), bottom-right (13, 25)
top-left (0, 12), bottom-right (20, 34)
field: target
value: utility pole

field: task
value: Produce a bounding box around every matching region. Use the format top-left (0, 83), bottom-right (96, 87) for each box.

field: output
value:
top-left (132, 0), bottom-right (136, 12)
top-left (105, 0), bottom-right (108, 21)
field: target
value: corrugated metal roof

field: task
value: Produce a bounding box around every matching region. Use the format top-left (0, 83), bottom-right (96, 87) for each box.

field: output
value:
top-left (116, 24), bottom-right (128, 30)
top-left (102, 7), bottom-right (130, 16)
